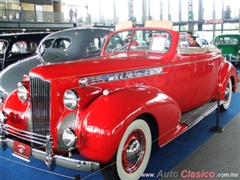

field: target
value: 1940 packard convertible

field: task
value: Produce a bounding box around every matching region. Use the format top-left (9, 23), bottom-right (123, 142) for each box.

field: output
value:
top-left (0, 21), bottom-right (238, 180)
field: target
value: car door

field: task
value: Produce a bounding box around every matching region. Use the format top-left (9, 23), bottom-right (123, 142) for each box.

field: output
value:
top-left (189, 53), bottom-right (219, 108)
top-left (170, 52), bottom-right (218, 112)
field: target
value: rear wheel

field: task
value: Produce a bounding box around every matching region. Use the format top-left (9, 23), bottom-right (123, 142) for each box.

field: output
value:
top-left (101, 119), bottom-right (152, 180)
top-left (220, 79), bottom-right (232, 111)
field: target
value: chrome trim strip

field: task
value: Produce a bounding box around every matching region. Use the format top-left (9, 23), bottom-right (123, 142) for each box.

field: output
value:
top-left (2, 124), bottom-right (52, 146)
top-left (4, 124), bottom-right (47, 138)
top-left (29, 73), bottom-right (51, 83)
top-left (79, 55), bottom-right (221, 86)
top-left (80, 67), bottom-right (164, 86)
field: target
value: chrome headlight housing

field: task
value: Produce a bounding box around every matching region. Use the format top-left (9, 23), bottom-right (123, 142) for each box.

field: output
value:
top-left (62, 128), bottom-right (77, 147)
top-left (17, 83), bottom-right (28, 102)
top-left (63, 90), bottom-right (79, 110)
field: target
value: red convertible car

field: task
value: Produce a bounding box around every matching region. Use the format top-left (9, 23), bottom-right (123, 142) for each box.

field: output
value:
top-left (0, 20), bottom-right (238, 180)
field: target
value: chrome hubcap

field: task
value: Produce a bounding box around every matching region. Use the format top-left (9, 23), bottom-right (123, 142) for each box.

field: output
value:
top-left (224, 86), bottom-right (230, 102)
top-left (126, 139), bottom-right (142, 163)
top-left (122, 130), bottom-right (145, 173)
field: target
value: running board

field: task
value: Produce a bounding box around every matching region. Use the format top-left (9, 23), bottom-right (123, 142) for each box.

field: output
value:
top-left (180, 100), bottom-right (223, 127)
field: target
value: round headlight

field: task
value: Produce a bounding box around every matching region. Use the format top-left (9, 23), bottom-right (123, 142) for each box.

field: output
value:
top-left (63, 90), bottom-right (79, 110)
top-left (62, 128), bottom-right (77, 147)
top-left (17, 84), bottom-right (28, 102)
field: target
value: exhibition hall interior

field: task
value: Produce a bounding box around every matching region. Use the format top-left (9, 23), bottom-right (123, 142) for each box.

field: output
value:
top-left (0, 0), bottom-right (240, 180)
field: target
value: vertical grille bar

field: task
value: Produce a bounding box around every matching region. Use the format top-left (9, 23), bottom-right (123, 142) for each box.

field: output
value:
top-left (30, 75), bottom-right (50, 136)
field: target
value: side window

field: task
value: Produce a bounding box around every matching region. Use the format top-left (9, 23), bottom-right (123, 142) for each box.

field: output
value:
top-left (0, 41), bottom-right (8, 54)
top-left (106, 31), bottom-right (130, 52)
top-left (86, 38), bottom-right (100, 53)
top-left (202, 39), bottom-right (208, 45)
top-left (106, 35), bottom-right (124, 52)
top-left (11, 41), bottom-right (29, 54)
top-left (215, 38), bottom-right (223, 44)
top-left (11, 41), bottom-right (37, 54)
top-left (52, 38), bottom-right (71, 49)
top-left (28, 42), bottom-right (38, 52)
top-left (42, 38), bottom-right (54, 48)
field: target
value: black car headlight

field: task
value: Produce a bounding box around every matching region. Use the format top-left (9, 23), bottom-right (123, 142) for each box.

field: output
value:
top-left (17, 83), bottom-right (28, 102)
top-left (63, 90), bottom-right (79, 110)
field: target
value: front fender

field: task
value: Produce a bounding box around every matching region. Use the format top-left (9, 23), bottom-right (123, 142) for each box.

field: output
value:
top-left (1, 89), bottom-right (30, 131)
top-left (77, 86), bottom-right (180, 163)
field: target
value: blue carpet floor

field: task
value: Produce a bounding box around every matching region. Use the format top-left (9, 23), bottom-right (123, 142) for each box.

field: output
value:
top-left (0, 93), bottom-right (239, 180)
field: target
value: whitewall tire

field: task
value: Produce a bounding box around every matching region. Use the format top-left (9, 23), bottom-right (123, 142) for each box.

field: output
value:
top-left (220, 78), bottom-right (232, 111)
top-left (101, 118), bottom-right (152, 180)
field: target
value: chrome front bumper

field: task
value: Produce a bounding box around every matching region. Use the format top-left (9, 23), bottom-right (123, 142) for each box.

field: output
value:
top-left (0, 135), bottom-right (99, 172)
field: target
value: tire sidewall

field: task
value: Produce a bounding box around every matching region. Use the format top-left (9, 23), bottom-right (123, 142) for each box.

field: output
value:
top-left (221, 79), bottom-right (232, 111)
top-left (116, 119), bottom-right (152, 180)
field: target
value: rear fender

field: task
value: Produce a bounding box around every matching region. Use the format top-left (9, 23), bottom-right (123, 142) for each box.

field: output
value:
top-left (217, 62), bottom-right (238, 100)
top-left (77, 86), bottom-right (180, 163)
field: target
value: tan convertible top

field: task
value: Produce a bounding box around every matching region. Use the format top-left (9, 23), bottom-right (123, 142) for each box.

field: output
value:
top-left (115, 21), bottom-right (133, 31)
top-left (144, 20), bottom-right (173, 29)
top-left (115, 20), bottom-right (173, 31)
top-left (178, 45), bottom-right (222, 54)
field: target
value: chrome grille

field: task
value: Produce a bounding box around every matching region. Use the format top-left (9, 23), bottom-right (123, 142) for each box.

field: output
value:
top-left (30, 75), bottom-right (50, 136)
top-left (1, 124), bottom-right (52, 147)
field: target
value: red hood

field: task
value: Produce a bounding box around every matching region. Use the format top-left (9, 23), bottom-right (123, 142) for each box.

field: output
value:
top-left (30, 53), bottom-right (167, 80)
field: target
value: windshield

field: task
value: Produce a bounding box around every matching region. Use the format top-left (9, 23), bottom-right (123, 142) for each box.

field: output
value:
top-left (214, 37), bottom-right (238, 45)
top-left (106, 29), bottom-right (172, 53)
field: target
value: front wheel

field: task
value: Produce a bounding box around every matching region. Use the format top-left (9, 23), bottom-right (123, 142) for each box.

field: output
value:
top-left (101, 119), bottom-right (152, 180)
top-left (220, 78), bottom-right (232, 112)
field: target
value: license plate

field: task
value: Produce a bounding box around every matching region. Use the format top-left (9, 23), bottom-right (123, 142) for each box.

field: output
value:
top-left (12, 141), bottom-right (31, 162)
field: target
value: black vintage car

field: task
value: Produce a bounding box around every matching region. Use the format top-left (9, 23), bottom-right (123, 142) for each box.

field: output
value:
top-left (0, 27), bottom-right (112, 101)
top-left (0, 32), bottom-right (50, 70)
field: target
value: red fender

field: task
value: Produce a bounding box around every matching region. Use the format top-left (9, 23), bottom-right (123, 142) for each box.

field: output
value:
top-left (76, 86), bottom-right (181, 163)
top-left (217, 61), bottom-right (238, 100)
top-left (1, 89), bottom-right (30, 131)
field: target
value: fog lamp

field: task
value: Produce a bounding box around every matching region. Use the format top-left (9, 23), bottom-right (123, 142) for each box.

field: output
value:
top-left (62, 128), bottom-right (77, 147)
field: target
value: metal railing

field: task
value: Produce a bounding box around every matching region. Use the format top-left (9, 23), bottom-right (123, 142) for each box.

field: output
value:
top-left (0, 8), bottom-right (66, 22)
top-left (1, 8), bottom-right (239, 27)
